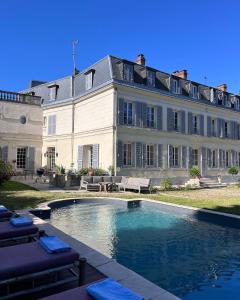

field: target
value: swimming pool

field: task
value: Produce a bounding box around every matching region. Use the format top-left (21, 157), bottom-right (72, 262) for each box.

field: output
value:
top-left (48, 199), bottom-right (240, 299)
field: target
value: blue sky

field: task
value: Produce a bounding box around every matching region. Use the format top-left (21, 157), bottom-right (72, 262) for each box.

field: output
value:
top-left (1, 0), bottom-right (240, 94)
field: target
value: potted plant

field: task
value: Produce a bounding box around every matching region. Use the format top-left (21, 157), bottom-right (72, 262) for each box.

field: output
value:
top-left (108, 165), bottom-right (114, 176)
top-left (88, 168), bottom-right (94, 176)
top-left (189, 167), bottom-right (201, 179)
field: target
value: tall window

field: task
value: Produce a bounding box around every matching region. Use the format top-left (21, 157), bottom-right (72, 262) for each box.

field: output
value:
top-left (146, 145), bottom-right (154, 166)
top-left (193, 115), bottom-right (199, 134)
top-left (212, 150), bottom-right (217, 168)
top-left (123, 64), bottom-right (133, 82)
top-left (173, 147), bottom-right (179, 167)
top-left (147, 71), bottom-right (155, 87)
top-left (192, 149), bottom-right (198, 166)
top-left (147, 106), bottom-right (155, 128)
top-left (17, 148), bottom-right (26, 169)
top-left (191, 85), bottom-right (198, 99)
top-left (47, 147), bottom-right (56, 170)
top-left (49, 87), bottom-right (56, 101)
top-left (85, 72), bottom-right (93, 90)
top-left (174, 111), bottom-right (179, 131)
top-left (123, 102), bottom-right (133, 125)
top-left (211, 119), bottom-right (216, 136)
top-left (172, 79), bottom-right (180, 94)
top-left (48, 115), bottom-right (56, 135)
top-left (226, 151), bottom-right (230, 167)
top-left (224, 121), bottom-right (229, 138)
top-left (123, 143), bottom-right (132, 166)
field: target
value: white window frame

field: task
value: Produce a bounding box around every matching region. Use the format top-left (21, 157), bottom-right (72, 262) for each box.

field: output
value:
top-left (85, 72), bottom-right (93, 90)
top-left (226, 150), bottom-right (230, 167)
top-left (193, 115), bottom-right (199, 134)
top-left (211, 118), bottom-right (216, 136)
top-left (224, 121), bottom-right (229, 138)
top-left (123, 64), bottom-right (133, 82)
top-left (191, 85), bottom-right (198, 99)
top-left (173, 146), bottom-right (179, 167)
top-left (146, 144), bottom-right (155, 167)
top-left (49, 87), bottom-right (56, 101)
top-left (147, 70), bottom-right (155, 87)
top-left (146, 106), bottom-right (155, 128)
top-left (192, 149), bottom-right (199, 166)
top-left (172, 79), bottom-right (180, 94)
top-left (174, 111), bottom-right (179, 131)
top-left (123, 102), bottom-right (133, 125)
top-left (48, 115), bottom-right (56, 135)
top-left (16, 147), bottom-right (27, 169)
top-left (212, 149), bottom-right (217, 168)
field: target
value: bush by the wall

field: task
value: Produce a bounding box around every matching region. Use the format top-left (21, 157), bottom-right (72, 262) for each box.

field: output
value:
top-left (228, 166), bottom-right (239, 176)
top-left (77, 168), bottom-right (107, 176)
top-left (189, 167), bottom-right (201, 178)
top-left (0, 160), bottom-right (14, 186)
top-left (160, 178), bottom-right (173, 191)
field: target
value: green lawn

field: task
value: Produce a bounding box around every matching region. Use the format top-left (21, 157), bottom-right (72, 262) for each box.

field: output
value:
top-left (1, 181), bottom-right (240, 215)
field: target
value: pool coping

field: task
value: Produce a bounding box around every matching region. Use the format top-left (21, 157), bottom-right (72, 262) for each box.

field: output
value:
top-left (26, 196), bottom-right (240, 300)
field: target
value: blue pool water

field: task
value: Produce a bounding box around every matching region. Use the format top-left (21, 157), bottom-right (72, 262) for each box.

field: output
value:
top-left (49, 200), bottom-right (240, 299)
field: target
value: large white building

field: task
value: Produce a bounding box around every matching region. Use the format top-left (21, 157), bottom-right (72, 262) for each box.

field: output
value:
top-left (1, 54), bottom-right (240, 184)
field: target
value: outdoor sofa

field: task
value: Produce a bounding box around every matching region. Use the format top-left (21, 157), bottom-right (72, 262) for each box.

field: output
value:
top-left (0, 240), bottom-right (86, 299)
top-left (80, 176), bottom-right (122, 192)
top-left (120, 177), bottom-right (151, 193)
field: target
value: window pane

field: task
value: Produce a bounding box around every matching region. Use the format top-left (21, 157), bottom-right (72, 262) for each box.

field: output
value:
top-left (17, 148), bottom-right (26, 169)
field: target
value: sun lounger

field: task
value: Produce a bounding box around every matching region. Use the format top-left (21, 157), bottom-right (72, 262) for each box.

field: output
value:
top-left (0, 220), bottom-right (39, 247)
top-left (0, 240), bottom-right (86, 299)
top-left (40, 278), bottom-right (144, 300)
top-left (0, 210), bottom-right (13, 221)
top-left (10, 216), bottom-right (33, 227)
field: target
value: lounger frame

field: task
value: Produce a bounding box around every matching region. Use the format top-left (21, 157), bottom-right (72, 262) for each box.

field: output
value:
top-left (0, 257), bottom-right (86, 299)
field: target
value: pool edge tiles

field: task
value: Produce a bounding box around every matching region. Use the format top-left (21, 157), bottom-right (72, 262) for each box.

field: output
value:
top-left (22, 209), bottom-right (181, 300)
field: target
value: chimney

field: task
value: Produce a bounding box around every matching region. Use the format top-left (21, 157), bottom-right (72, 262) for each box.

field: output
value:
top-left (172, 70), bottom-right (188, 80)
top-left (136, 54), bottom-right (145, 66)
top-left (217, 84), bottom-right (227, 92)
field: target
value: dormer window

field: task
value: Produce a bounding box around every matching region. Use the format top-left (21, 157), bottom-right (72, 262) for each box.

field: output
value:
top-left (172, 79), bottom-right (180, 94)
top-left (147, 70), bottom-right (155, 87)
top-left (191, 84), bottom-right (198, 99)
top-left (123, 64), bottom-right (133, 82)
top-left (85, 69), bottom-right (95, 90)
top-left (48, 84), bottom-right (59, 101)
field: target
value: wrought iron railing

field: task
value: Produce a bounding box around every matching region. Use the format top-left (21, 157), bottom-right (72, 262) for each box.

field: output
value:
top-left (0, 90), bottom-right (41, 105)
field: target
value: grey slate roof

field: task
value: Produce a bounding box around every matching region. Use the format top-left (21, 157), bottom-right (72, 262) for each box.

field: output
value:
top-left (20, 55), bottom-right (240, 112)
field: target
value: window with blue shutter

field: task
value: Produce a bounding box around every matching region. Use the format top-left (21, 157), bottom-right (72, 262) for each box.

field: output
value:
top-left (135, 102), bottom-right (142, 128)
top-left (123, 102), bottom-right (133, 125)
top-left (157, 106), bottom-right (163, 130)
top-left (167, 108), bottom-right (174, 131)
top-left (77, 145), bottom-right (83, 169)
top-left (123, 143), bottom-right (132, 166)
top-left (136, 142), bottom-right (143, 168)
top-left (188, 112), bottom-right (193, 134)
top-left (181, 146), bottom-right (187, 168)
top-left (48, 115), bottom-right (56, 135)
top-left (146, 106), bottom-right (155, 128)
top-left (207, 116), bottom-right (212, 137)
top-left (123, 64), bottom-right (133, 82)
top-left (168, 145), bottom-right (173, 168)
top-left (92, 144), bottom-right (99, 168)
top-left (117, 141), bottom-right (123, 168)
top-left (157, 144), bottom-right (163, 168)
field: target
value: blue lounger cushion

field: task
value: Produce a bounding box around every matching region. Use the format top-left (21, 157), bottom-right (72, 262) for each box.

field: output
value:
top-left (10, 216), bottom-right (33, 227)
top-left (0, 205), bottom-right (8, 212)
top-left (87, 278), bottom-right (144, 300)
top-left (39, 236), bottom-right (71, 254)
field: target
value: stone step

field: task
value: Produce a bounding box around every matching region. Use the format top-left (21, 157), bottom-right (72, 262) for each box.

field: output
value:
top-left (200, 182), bottom-right (227, 188)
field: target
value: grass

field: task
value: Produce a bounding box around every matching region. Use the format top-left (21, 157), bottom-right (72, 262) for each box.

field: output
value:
top-left (1, 181), bottom-right (240, 215)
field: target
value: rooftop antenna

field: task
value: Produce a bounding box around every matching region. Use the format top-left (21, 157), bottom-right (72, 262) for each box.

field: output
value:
top-left (72, 40), bottom-right (79, 74)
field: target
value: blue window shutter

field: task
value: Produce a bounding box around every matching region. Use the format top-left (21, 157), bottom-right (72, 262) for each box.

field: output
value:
top-left (180, 111), bottom-right (186, 133)
top-left (188, 147), bottom-right (193, 169)
top-left (135, 102), bottom-right (142, 127)
top-left (136, 142), bottom-right (142, 168)
top-left (118, 98), bottom-right (124, 125)
top-left (117, 140), bottom-right (123, 167)
top-left (188, 112), bottom-right (193, 134)
top-left (219, 149), bottom-right (223, 168)
top-left (142, 103), bottom-right (147, 128)
top-left (207, 116), bottom-right (212, 137)
top-left (207, 149), bottom-right (212, 167)
top-left (157, 144), bottom-right (163, 168)
top-left (142, 144), bottom-right (146, 167)
top-left (92, 144), bottom-right (99, 168)
top-left (157, 106), bottom-right (163, 130)
top-left (201, 147), bottom-right (207, 170)
top-left (77, 145), bottom-right (83, 169)
top-left (168, 145), bottom-right (173, 168)
top-left (26, 147), bottom-right (35, 170)
top-left (199, 115), bottom-right (204, 136)
top-left (217, 118), bottom-right (223, 138)
top-left (167, 108), bottom-right (174, 131)
top-left (2, 146), bottom-right (8, 163)
top-left (132, 143), bottom-right (136, 167)
top-left (230, 121), bottom-right (235, 140)
top-left (181, 146), bottom-right (187, 168)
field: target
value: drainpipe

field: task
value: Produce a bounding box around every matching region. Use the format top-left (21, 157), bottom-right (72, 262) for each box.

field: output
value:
top-left (113, 87), bottom-right (117, 176)
top-left (71, 76), bottom-right (75, 168)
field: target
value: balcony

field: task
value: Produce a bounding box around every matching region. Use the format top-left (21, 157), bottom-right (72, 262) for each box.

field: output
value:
top-left (0, 90), bottom-right (41, 106)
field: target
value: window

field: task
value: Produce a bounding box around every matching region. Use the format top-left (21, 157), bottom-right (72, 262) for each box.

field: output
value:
top-left (85, 72), bottom-right (93, 90)
top-left (212, 150), bottom-right (217, 168)
top-left (147, 106), bottom-right (155, 128)
top-left (123, 64), bottom-right (133, 82)
top-left (211, 119), bottom-right (216, 136)
top-left (224, 121), bottom-right (229, 138)
top-left (123, 143), bottom-right (132, 166)
top-left (123, 102), bottom-right (133, 125)
top-left (43, 116), bottom-right (47, 127)
top-left (193, 115), bottom-right (199, 134)
top-left (17, 148), bottom-right (26, 169)
top-left (172, 147), bottom-right (179, 167)
top-left (174, 111), bottom-right (179, 131)
top-left (48, 115), bottom-right (56, 135)
top-left (47, 147), bottom-right (55, 170)
top-left (49, 87), bottom-right (56, 101)
top-left (147, 70), bottom-right (155, 87)
top-left (87, 146), bottom-right (93, 168)
top-left (192, 149), bottom-right (198, 166)
top-left (146, 144), bottom-right (155, 166)
top-left (191, 85), bottom-right (198, 99)
top-left (226, 151), bottom-right (230, 167)
top-left (172, 79), bottom-right (180, 94)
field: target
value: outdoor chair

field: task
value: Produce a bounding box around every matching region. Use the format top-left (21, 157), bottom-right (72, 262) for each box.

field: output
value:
top-left (40, 278), bottom-right (143, 300)
top-left (0, 238), bottom-right (86, 299)
top-left (80, 176), bottom-right (101, 191)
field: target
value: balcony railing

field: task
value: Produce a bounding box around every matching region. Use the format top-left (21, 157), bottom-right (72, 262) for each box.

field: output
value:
top-left (0, 90), bottom-right (41, 106)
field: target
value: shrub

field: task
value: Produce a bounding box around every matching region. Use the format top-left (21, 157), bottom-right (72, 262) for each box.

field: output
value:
top-left (160, 178), bottom-right (173, 191)
top-left (93, 168), bottom-right (107, 176)
top-left (108, 165), bottom-right (114, 176)
top-left (228, 166), bottom-right (238, 176)
top-left (0, 160), bottom-right (14, 186)
top-left (77, 168), bottom-right (107, 176)
top-left (189, 167), bottom-right (201, 178)
top-left (55, 165), bottom-right (66, 175)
